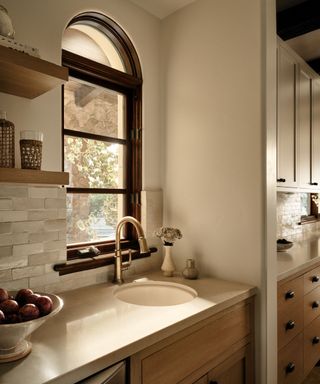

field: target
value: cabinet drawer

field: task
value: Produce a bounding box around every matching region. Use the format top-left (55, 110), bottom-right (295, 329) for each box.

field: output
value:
top-left (278, 299), bottom-right (304, 350)
top-left (304, 316), bottom-right (320, 375)
top-left (278, 333), bottom-right (304, 384)
top-left (304, 266), bottom-right (320, 294)
top-left (140, 304), bottom-right (251, 384)
top-left (278, 276), bottom-right (304, 311)
top-left (304, 286), bottom-right (320, 326)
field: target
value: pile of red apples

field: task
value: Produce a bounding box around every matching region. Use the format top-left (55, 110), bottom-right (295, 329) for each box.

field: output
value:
top-left (0, 288), bottom-right (53, 324)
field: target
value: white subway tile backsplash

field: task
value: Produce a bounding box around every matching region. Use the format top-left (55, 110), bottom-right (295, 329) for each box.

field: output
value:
top-left (12, 221), bottom-right (45, 233)
top-left (12, 265), bottom-right (45, 280)
top-left (0, 199), bottom-right (13, 210)
top-left (12, 198), bottom-right (45, 210)
top-left (29, 187), bottom-right (58, 199)
top-left (0, 211), bottom-right (28, 222)
top-left (0, 185), bottom-right (161, 293)
top-left (0, 255), bottom-right (28, 270)
top-left (13, 242), bottom-right (43, 257)
top-left (0, 223), bottom-right (12, 234)
top-left (27, 210), bottom-right (58, 221)
top-left (0, 278), bottom-right (29, 290)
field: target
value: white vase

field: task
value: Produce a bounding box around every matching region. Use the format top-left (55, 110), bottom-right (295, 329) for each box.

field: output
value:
top-left (161, 245), bottom-right (175, 277)
top-left (0, 5), bottom-right (15, 39)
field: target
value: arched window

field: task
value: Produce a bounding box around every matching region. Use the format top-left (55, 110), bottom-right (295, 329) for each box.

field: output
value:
top-left (62, 12), bottom-right (142, 260)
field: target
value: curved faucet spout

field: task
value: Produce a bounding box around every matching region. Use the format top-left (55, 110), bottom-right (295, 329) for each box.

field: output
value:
top-left (113, 216), bottom-right (149, 284)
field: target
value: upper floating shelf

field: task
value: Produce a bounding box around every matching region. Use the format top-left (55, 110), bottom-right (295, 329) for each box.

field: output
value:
top-left (0, 45), bottom-right (68, 99)
top-left (0, 168), bottom-right (69, 185)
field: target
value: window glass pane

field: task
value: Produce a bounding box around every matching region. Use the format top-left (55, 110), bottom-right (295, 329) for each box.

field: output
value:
top-left (66, 193), bottom-right (125, 245)
top-left (62, 24), bottom-right (126, 72)
top-left (64, 78), bottom-right (127, 139)
top-left (64, 136), bottom-right (126, 189)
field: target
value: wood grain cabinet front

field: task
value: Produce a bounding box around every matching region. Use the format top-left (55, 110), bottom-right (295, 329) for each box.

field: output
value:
top-left (278, 262), bottom-right (320, 383)
top-left (130, 298), bottom-right (254, 384)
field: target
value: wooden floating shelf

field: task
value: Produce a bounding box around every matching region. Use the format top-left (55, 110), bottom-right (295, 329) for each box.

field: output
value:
top-left (0, 168), bottom-right (69, 185)
top-left (0, 45), bottom-right (68, 99)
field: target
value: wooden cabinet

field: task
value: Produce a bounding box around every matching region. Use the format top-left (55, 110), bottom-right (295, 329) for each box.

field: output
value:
top-left (277, 42), bottom-right (297, 188)
top-left (311, 79), bottom-right (320, 186)
top-left (130, 299), bottom-right (254, 384)
top-left (278, 262), bottom-right (320, 383)
top-left (298, 68), bottom-right (312, 189)
top-left (277, 38), bottom-right (320, 191)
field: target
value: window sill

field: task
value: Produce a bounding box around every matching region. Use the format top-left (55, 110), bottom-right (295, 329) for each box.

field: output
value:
top-left (54, 247), bottom-right (157, 276)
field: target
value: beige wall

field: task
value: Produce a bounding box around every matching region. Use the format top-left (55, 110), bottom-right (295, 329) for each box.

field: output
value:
top-left (0, 0), bottom-right (162, 190)
top-left (161, 0), bottom-right (274, 382)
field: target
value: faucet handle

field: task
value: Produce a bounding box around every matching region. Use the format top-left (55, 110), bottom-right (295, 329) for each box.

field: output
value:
top-left (122, 249), bottom-right (132, 270)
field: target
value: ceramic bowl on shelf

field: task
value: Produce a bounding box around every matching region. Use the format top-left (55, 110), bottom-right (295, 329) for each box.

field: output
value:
top-left (277, 239), bottom-right (293, 252)
top-left (0, 292), bottom-right (63, 363)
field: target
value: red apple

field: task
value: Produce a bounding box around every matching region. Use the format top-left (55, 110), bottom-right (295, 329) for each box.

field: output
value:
top-left (19, 304), bottom-right (40, 321)
top-left (26, 293), bottom-right (41, 305)
top-left (15, 288), bottom-right (33, 306)
top-left (5, 313), bottom-right (21, 324)
top-left (0, 299), bottom-right (19, 315)
top-left (36, 295), bottom-right (53, 316)
top-left (0, 310), bottom-right (5, 324)
top-left (0, 288), bottom-right (8, 303)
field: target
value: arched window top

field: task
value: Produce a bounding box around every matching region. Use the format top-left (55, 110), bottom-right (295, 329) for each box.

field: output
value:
top-left (62, 24), bottom-right (125, 72)
top-left (62, 12), bottom-right (142, 79)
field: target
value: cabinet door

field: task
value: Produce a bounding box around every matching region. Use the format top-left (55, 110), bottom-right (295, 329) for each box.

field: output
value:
top-left (277, 45), bottom-right (298, 187)
top-left (311, 79), bottom-right (320, 186)
top-left (298, 68), bottom-right (312, 188)
top-left (207, 346), bottom-right (253, 384)
top-left (193, 375), bottom-right (208, 384)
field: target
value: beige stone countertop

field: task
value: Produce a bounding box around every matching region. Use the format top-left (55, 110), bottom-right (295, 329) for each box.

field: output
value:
top-left (278, 231), bottom-right (320, 281)
top-left (0, 271), bottom-right (256, 384)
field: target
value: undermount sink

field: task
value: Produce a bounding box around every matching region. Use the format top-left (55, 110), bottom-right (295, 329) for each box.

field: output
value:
top-left (113, 280), bottom-right (198, 306)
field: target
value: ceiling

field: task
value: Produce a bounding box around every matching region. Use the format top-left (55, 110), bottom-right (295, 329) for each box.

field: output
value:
top-left (129, 0), bottom-right (195, 19)
top-left (277, 0), bottom-right (320, 72)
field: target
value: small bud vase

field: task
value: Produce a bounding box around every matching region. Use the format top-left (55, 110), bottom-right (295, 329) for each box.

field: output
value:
top-left (161, 245), bottom-right (175, 277)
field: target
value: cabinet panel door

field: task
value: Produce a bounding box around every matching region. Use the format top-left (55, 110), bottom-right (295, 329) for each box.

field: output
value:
top-left (278, 333), bottom-right (304, 384)
top-left (277, 46), bottom-right (297, 187)
top-left (312, 79), bottom-right (320, 186)
top-left (298, 68), bottom-right (312, 188)
top-left (193, 375), bottom-right (207, 384)
top-left (304, 316), bottom-right (320, 376)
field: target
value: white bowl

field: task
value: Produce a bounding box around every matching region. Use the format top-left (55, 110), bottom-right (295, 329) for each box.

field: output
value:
top-left (277, 242), bottom-right (293, 252)
top-left (0, 292), bottom-right (63, 362)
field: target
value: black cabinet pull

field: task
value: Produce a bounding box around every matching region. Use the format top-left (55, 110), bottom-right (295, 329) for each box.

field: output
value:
top-left (286, 362), bottom-right (295, 374)
top-left (311, 182), bottom-right (319, 186)
top-left (209, 382), bottom-right (218, 384)
top-left (312, 301), bottom-right (320, 309)
top-left (312, 276), bottom-right (320, 283)
top-left (286, 320), bottom-right (295, 330)
top-left (277, 178), bottom-right (286, 182)
top-left (285, 291), bottom-right (295, 300)
top-left (313, 336), bottom-right (320, 345)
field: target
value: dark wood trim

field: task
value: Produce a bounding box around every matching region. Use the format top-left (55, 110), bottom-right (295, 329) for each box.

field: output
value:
top-left (66, 187), bottom-right (126, 194)
top-left (62, 14), bottom-right (142, 263)
top-left (277, 0), bottom-right (320, 40)
top-left (54, 247), bottom-right (157, 276)
top-left (64, 129), bottom-right (127, 145)
top-left (63, 50), bottom-right (141, 90)
top-left (67, 12), bottom-right (142, 79)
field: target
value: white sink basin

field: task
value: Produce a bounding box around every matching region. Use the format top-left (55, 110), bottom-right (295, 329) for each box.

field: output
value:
top-left (113, 280), bottom-right (197, 306)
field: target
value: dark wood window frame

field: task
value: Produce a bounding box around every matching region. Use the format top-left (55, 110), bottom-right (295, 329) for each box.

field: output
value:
top-left (54, 13), bottom-right (156, 276)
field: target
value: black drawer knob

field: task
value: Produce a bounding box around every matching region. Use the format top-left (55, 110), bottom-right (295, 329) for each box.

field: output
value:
top-left (277, 178), bottom-right (286, 182)
top-left (312, 301), bottom-right (320, 309)
top-left (286, 362), bottom-right (295, 374)
top-left (312, 276), bottom-right (320, 283)
top-left (286, 320), bottom-right (295, 330)
top-left (285, 291), bottom-right (295, 300)
top-left (313, 336), bottom-right (320, 345)
top-left (210, 382), bottom-right (218, 384)
top-left (311, 182), bottom-right (319, 186)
